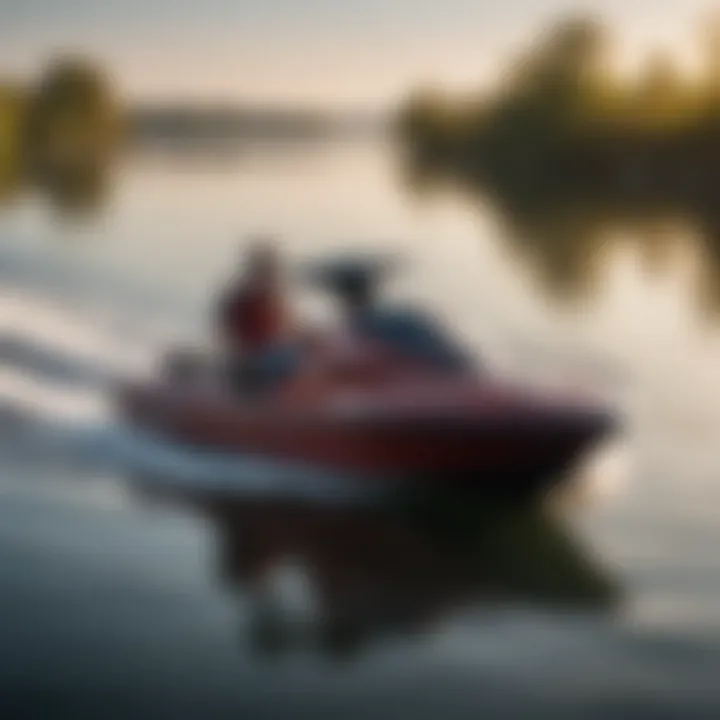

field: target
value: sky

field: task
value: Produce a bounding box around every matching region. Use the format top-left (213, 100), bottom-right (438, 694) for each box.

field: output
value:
top-left (0, 0), bottom-right (715, 108)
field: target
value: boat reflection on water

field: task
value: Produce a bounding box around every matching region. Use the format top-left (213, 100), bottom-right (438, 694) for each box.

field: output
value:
top-left (134, 479), bottom-right (620, 661)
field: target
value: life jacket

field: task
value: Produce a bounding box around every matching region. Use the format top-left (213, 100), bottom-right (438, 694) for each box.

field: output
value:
top-left (221, 284), bottom-right (286, 352)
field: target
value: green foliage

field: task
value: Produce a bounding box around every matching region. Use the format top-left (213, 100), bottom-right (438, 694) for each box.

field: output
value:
top-left (0, 84), bottom-right (26, 203)
top-left (27, 55), bottom-right (119, 171)
top-left (398, 15), bottom-right (720, 196)
top-left (0, 85), bottom-right (23, 166)
top-left (398, 15), bottom-right (720, 314)
top-left (0, 57), bottom-right (117, 215)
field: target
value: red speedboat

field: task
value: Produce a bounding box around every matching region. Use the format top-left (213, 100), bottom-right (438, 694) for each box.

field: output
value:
top-left (117, 256), bottom-right (616, 497)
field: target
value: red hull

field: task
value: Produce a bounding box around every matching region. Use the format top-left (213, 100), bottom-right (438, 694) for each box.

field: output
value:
top-left (119, 365), bottom-right (615, 493)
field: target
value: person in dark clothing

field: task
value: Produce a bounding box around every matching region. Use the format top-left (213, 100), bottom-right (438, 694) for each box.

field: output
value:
top-left (219, 239), bottom-right (301, 394)
top-left (334, 266), bottom-right (472, 373)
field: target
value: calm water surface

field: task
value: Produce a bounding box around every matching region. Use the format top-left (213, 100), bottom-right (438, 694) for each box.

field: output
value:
top-left (1, 138), bottom-right (720, 718)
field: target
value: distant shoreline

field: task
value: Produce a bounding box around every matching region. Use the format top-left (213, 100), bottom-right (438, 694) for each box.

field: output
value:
top-left (124, 105), bottom-right (386, 145)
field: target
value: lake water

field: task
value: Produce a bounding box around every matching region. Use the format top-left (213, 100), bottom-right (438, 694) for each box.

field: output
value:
top-left (2, 137), bottom-right (720, 718)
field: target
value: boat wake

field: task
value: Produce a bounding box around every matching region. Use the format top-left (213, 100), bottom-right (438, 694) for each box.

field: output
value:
top-left (0, 288), bottom-right (378, 502)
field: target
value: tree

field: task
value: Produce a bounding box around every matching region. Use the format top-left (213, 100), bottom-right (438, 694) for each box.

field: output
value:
top-left (0, 84), bottom-right (25, 204)
top-left (699, 12), bottom-right (720, 116)
top-left (27, 56), bottom-right (119, 170)
top-left (0, 85), bottom-right (24, 166)
top-left (632, 50), bottom-right (687, 128)
top-left (505, 17), bottom-right (609, 118)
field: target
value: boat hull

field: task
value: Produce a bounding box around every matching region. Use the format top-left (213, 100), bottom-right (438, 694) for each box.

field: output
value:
top-left (119, 380), bottom-right (615, 497)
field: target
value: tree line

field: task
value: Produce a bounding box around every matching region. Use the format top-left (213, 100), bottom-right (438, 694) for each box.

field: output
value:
top-left (398, 16), bottom-right (720, 209)
top-left (0, 56), bottom-right (118, 211)
top-left (397, 16), bottom-right (720, 314)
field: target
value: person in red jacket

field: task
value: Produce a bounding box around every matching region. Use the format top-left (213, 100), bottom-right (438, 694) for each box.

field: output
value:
top-left (219, 238), bottom-right (300, 393)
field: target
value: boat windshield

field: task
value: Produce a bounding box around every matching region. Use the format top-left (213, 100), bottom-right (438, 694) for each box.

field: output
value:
top-left (350, 306), bottom-right (472, 372)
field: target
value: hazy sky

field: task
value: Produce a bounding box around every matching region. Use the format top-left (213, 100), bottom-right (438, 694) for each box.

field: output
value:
top-left (0, 0), bottom-right (714, 107)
